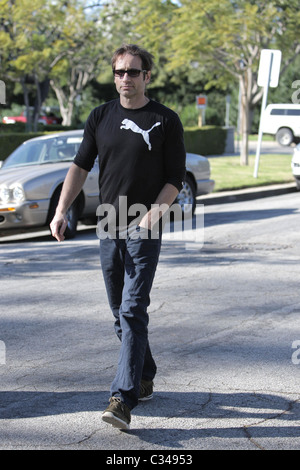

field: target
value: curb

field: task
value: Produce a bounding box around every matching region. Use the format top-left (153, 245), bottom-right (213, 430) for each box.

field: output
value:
top-left (199, 182), bottom-right (297, 205)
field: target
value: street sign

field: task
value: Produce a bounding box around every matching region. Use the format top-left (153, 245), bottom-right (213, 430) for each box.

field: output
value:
top-left (196, 95), bottom-right (207, 109)
top-left (254, 49), bottom-right (282, 178)
top-left (257, 49), bottom-right (281, 88)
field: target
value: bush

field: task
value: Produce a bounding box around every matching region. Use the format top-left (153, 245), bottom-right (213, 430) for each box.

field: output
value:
top-left (0, 122), bottom-right (27, 133)
top-left (184, 126), bottom-right (227, 155)
top-left (0, 122), bottom-right (80, 133)
top-left (41, 124), bottom-right (83, 132)
top-left (0, 126), bottom-right (228, 162)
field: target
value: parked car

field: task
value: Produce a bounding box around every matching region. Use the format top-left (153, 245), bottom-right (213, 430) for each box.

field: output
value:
top-left (2, 110), bottom-right (62, 125)
top-left (261, 104), bottom-right (300, 146)
top-left (291, 143), bottom-right (300, 190)
top-left (0, 130), bottom-right (214, 238)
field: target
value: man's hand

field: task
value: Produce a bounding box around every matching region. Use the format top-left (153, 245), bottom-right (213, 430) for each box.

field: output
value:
top-left (139, 183), bottom-right (179, 231)
top-left (50, 211), bottom-right (68, 242)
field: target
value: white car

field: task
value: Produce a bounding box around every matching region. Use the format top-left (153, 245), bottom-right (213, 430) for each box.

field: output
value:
top-left (261, 104), bottom-right (300, 146)
top-left (291, 143), bottom-right (300, 190)
top-left (0, 130), bottom-right (215, 238)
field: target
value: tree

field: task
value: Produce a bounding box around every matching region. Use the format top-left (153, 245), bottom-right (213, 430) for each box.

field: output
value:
top-left (0, 0), bottom-right (58, 130)
top-left (49, 1), bottom-right (109, 126)
top-left (133, 0), bottom-right (300, 165)
top-left (171, 0), bottom-right (300, 165)
top-left (100, 0), bottom-right (140, 48)
top-left (0, 0), bottom-right (110, 128)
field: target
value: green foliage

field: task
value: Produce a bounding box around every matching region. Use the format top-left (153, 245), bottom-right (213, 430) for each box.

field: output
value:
top-left (210, 154), bottom-right (294, 191)
top-left (132, 0), bottom-right (300, 164)
top-left (0, 126), bottom-right (228, 161)
top-left (1, 0), bottom-right (300, 149)
top-left (0, 123), bottom-right (26, 133)
top-left (184, 126), bottom-right (227, 155)
top-left (0, 0), bottom-right (110, 127)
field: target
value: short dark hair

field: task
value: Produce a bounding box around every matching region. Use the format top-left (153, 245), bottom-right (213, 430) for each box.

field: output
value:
top-left (111, 44), bottom-right (154, 71)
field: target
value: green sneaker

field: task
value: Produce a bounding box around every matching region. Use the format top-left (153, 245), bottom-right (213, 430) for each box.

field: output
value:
top-left (102, 397), bottom-right (131, 430)
top-left (139, 379), bottom-right (154, 401)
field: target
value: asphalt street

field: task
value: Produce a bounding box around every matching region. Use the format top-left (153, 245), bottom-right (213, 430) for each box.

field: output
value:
top-left (0, 181), bottom-right (300, 450)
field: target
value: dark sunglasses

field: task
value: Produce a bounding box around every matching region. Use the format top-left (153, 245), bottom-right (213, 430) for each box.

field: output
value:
top-left (113, 68), bottom-right (147, 78)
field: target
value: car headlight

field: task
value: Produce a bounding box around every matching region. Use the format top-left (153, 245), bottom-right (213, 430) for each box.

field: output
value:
top-left (0, 186), bottom-right (10, 204)
top-left (12, 185), bottom-right (25, 203)
top-left (0, 185), bottom-right (25, 204)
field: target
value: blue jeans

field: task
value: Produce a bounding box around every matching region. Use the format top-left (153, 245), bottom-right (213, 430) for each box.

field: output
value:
top-left (99, 229), bottom-right (162, 410)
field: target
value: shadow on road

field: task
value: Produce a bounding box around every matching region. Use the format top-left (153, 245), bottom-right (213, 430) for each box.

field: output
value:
top-left (0, 390), bottom-right (298, 448)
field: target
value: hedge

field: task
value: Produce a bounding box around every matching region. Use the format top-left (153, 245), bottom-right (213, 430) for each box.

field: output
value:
top-left (0, 126), bottom-right (228, 162)
top-left (0, 122), bottom-right (77, 133)
top-left (184, 125), bottom-right (227, 156)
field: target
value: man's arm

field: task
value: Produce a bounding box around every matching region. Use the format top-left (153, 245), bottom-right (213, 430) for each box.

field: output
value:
top-left (138, 183), bottom-right (179, 231)
top-left (50, 163), bottom-right (88, 242)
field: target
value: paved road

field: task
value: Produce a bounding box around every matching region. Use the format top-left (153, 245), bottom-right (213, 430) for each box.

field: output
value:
top-left (243, 138), bottom-right (295, 155)
top-left (0, 189), bottom-right (300, 451)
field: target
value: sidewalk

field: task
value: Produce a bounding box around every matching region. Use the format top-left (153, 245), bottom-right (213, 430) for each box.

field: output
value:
top-left (200, 182), bottom-right (297, 205)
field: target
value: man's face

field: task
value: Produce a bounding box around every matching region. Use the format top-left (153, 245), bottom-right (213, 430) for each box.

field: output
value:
top-left (113, 53), bottom-right (151, 102)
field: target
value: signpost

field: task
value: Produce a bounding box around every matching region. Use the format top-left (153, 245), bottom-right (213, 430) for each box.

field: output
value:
top-left (0, 81), bottom-right (5, 105)
top-left (196, 95), bottom-right (207, 127)
top-left (253, 49), bottom-right (281, 178)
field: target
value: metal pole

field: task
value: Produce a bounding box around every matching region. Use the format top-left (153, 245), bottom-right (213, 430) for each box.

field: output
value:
top-left (253, 53), bottom-right (273, 178)
top-left (236, 82), bottom-right (241, 152)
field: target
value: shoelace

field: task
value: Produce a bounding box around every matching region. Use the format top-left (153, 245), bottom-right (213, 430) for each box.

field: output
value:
top-left (140, 381), bottom-right (152, 396)
top-left (110, 396), bottom-right (122, 405)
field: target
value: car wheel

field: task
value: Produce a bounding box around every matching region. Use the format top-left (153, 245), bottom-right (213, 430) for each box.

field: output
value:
top-left (294, 177), bottom-right (300, 191)
top-left (48, 189), bottom-right (80, 239)
top-left (276, 128), bottom-right (294, 146)
top-left (176, 174), bottom-right (196, 218)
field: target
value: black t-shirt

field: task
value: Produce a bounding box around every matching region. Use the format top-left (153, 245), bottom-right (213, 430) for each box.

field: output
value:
top-left (74, 99), bottom-right (186, 226)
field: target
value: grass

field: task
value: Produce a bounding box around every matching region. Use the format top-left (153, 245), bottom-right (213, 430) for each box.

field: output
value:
top-left (247, 134), bottom-right (274, 141)
top-left (209, 153), bottom-right (294, 192)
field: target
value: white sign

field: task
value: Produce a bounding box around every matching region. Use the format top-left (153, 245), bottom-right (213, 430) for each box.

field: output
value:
top-left (254, 49), bottom-right (282, 178)
top-left (257, 49), bottom-right (282, 88)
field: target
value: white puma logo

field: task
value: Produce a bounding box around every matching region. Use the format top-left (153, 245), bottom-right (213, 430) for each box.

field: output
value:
top-left (120, 119), bottom-right (161, 150)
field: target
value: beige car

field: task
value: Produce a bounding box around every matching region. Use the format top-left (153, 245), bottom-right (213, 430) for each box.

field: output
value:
top-left (0, 130), bottom-right (214, 238)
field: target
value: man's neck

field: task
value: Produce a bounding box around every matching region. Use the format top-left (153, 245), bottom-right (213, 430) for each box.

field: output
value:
top-left (120, 96), bottom-right (150, 110)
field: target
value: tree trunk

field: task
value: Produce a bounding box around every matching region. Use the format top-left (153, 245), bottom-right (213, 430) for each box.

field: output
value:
top-left (21, 78), bottom-right (32, 133)
top-left (33, 74), bottom-right (41, 132)
top-left (50, 79), bottom-right (75, 126)
top-left (33, 78), bottom-right (50, 131)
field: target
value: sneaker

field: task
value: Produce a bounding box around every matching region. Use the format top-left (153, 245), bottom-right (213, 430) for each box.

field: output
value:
top-left (102, 397), bottom-right (131, 430)
top-left (139, 379), bottom-right (154, 401)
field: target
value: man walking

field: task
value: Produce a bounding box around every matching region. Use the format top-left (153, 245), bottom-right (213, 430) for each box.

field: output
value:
top-left (50, 44), bottom-right (186, 430)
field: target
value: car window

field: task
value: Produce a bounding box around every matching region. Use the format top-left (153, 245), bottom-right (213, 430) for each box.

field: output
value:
top-left (270, 108), bottom-right (300, 116)
top-left (2, 135), bottom-right (83, 169)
